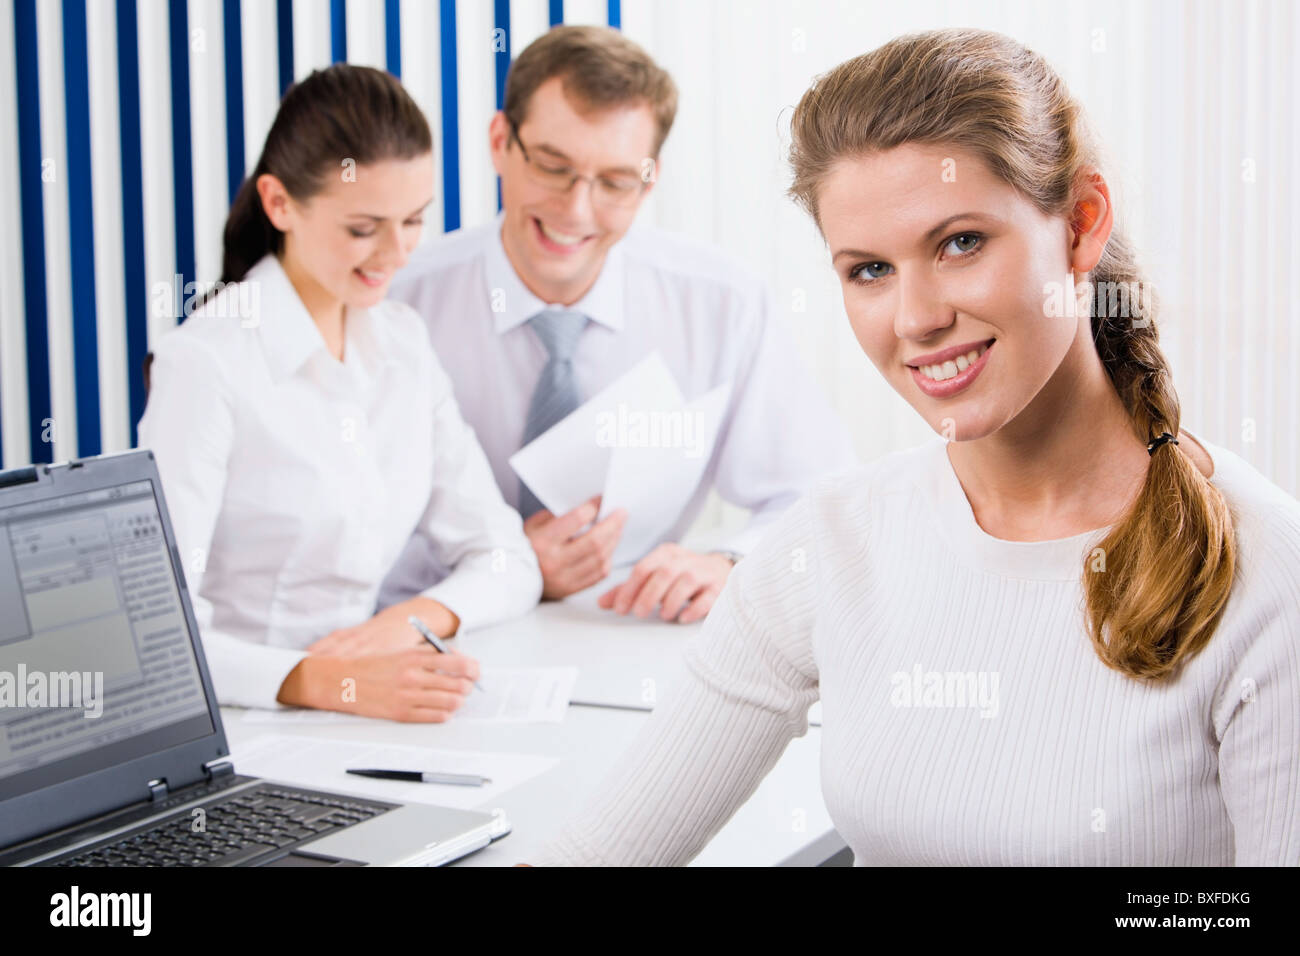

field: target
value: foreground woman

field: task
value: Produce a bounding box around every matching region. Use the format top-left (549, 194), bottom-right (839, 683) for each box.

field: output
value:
top-left (528, 28), bottom-right (1299, 865)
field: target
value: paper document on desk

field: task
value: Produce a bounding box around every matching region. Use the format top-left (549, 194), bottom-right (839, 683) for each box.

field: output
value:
top-left (455, 666), bottom-right (577, 723)
top-left (509, 353), bottom-right (730, 565)
top-left (242, 667), bottom-right (578, 724)
top-left (230, 734), bottom-right (557, 811)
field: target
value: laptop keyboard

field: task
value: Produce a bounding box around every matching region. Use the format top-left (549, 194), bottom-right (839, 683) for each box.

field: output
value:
top-left (46, 784), bottom-right (392, 867)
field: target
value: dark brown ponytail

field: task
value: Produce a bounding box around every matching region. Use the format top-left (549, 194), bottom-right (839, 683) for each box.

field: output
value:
top-left (220, 64), bottom-right (433, 284)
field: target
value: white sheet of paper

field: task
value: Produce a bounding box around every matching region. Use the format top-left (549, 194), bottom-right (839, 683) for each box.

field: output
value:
top-left (241, 667), bottom-right (578, 725)
top-left (229, 734), bottom-right (557, 810)
top-left (599, 383), bottom-right (732, 566)
top-left (508, 352), bottom-right (685, 517)
top-left (454, 666), bottom-right (577, 723)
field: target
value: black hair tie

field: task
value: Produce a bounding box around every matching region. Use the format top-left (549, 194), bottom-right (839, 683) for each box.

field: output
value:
top-left (1147, 432), bottom-right (1180, 455)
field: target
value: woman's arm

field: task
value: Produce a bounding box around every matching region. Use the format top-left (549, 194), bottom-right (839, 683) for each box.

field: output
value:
top-left (1214, 526), bottom-right (1300, 866)
top-left (530, 496), bottom-right (822, 866)
top-left (139, 334), bottom-right (308, 710)
top-left (406, 345), bottom-right (543, 632)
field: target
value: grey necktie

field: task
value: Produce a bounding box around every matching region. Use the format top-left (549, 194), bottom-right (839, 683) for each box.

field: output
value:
top-left (518, 308), bottom-right (589, 519)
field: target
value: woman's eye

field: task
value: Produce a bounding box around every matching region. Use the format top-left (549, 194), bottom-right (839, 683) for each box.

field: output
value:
top-left (944, 233), bottom-right (982, 255)
top-left (849, 261), bottom-right (893, 284)
top-left (348, 227), bottom-right (375, 238)
top-left (404, 218), bottom-right (424, 227)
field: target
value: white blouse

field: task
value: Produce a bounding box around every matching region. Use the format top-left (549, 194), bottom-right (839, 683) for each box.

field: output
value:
top-left (533, 432), bottom-right (1300, 865)
top-left (137, 254), bottom-right (542, 709)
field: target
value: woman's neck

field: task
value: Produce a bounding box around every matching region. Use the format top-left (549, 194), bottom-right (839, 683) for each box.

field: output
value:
top-left (277, 250), bottom-right (346, 362)
top-left (946, 321), bottom-right (1149, 542)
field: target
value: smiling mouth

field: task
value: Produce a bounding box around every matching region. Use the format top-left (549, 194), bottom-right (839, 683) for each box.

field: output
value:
top-left (909, 339), bottom-right (995, 381)
top-left (532, 216), bottom-right (594, 251)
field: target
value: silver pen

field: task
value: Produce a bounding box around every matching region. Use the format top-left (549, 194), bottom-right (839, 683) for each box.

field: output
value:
top-left (347, 768), bottom-right (490, 786)
top-left (408, 615), bottom-right (485, 692)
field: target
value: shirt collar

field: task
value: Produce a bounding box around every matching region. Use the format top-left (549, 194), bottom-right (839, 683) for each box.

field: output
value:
top-left (245, 253), bottom-right (394, 381)
top-left (483, 210), bottom-right (625, 335)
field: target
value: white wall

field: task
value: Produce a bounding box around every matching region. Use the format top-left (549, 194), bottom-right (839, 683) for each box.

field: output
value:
top-left (2, 0), bottom-right (1296, 509)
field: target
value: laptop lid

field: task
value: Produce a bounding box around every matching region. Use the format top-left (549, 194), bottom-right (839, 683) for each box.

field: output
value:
top-left (0, 451), bottom-right (233, 850)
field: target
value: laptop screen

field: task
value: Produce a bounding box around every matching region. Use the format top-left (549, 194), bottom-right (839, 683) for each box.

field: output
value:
top-left (0, 477), bottom-right (214, 801)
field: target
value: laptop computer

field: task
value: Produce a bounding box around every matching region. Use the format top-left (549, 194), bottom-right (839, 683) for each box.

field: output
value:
top-left (0, 450), bottom-right (510, 867)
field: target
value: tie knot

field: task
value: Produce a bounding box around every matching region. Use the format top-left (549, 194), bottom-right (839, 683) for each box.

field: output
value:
top-left (528, 309), bottom-right (588, 361)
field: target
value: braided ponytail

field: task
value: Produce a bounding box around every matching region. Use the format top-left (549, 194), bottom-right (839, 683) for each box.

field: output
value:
top-left (1084, 232), bottom-right (1236, 678)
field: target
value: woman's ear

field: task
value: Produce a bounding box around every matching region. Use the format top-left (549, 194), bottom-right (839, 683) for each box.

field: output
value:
top-left (1068, 168), bottom-right (1114, 275)
top-left (256, 173), bottom-right (293, 233)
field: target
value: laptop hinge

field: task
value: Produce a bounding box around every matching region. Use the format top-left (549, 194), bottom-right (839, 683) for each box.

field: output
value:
top-left (147, 778), bottom-right (169, 801)
top-left (204, 759), bottom-right (235, 780)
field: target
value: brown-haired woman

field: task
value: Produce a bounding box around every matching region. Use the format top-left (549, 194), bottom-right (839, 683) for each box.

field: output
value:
top-left (139, 65), bottom-right (541, 720)
top-left (529, 28), bottom-right (1299, 865)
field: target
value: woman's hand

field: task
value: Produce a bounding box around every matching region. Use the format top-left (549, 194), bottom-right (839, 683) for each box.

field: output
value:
top-left (306, 597), bottom-right (461, 657)
top-left (277, 645), bottom-right (481, 722)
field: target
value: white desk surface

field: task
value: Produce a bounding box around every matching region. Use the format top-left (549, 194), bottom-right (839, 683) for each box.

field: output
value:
top-left (220, 590), bottom-right (844, 866)
top-left (457, 585), bottom-right (823, 724)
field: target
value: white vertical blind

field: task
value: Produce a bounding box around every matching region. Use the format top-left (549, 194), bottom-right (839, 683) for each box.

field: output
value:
top-left (0, 0), bottom-right (1294, 509)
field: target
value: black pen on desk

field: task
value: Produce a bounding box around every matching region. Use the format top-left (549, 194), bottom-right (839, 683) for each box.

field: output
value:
top-left (407, 615), bottom-right (485, 692)
top-left (347, 768), bottom-right (490, 786)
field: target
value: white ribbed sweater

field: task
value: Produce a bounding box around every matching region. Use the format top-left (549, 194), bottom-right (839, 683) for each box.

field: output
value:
top-left (533, 434), bottom-right (1300, 866)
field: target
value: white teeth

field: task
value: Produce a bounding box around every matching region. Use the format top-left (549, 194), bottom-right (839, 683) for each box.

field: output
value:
top-left (919, 346), bottom-right (986, 381)
top-left (539, 221), bottom-right (585, 246)
top-left (357, 269), bottom-right (385, 281)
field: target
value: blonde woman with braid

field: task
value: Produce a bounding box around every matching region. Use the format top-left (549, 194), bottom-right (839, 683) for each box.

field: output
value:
top-left (526, 28), bottom-right (1300, 866)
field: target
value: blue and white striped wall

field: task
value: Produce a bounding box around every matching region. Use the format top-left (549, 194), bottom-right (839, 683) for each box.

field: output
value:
top-left (0, 0), bottom-right (623, 469)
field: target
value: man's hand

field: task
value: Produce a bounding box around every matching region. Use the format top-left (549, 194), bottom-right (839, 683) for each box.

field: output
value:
top-left (597, 544), bottom-right (734, 623)
top-left (306, 597), bottom-right (460, 657)
top-left (524, 496), bottom-right (627, 600)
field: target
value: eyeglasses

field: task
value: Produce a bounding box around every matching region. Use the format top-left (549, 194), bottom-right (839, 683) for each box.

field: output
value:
top-left (507, 120), bottom-right (649, 209)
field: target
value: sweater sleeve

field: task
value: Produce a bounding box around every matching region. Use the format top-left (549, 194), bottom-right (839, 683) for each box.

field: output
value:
top-left (530, 494), bottom-right (823, 866)
top-left (1213, 507), bottom-right (1300, 866)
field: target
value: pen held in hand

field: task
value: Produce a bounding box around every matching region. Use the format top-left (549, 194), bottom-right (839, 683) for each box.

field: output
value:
top-left (408, 615), bottom-right (485, 692)
top-left (346, 768), bottom-right (491, 786)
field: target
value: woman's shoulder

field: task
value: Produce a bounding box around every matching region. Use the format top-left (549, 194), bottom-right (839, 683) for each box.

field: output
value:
top-left (153, 272), bottom-right (271, 366)
top-left (149, 310), bottom-right (247, 376)
top-left (743, 439), bottom-right (938, 574)
top-left (804, 437), bottom-right (942, 516)
top-left (1203, 438), bottom-right (1300, 549)
top-left (1200, 438), bottom-right (1300, 620)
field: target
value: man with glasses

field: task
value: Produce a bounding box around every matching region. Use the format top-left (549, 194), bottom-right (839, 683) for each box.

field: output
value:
top-left (379, 25), bottom-right (855, 623)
